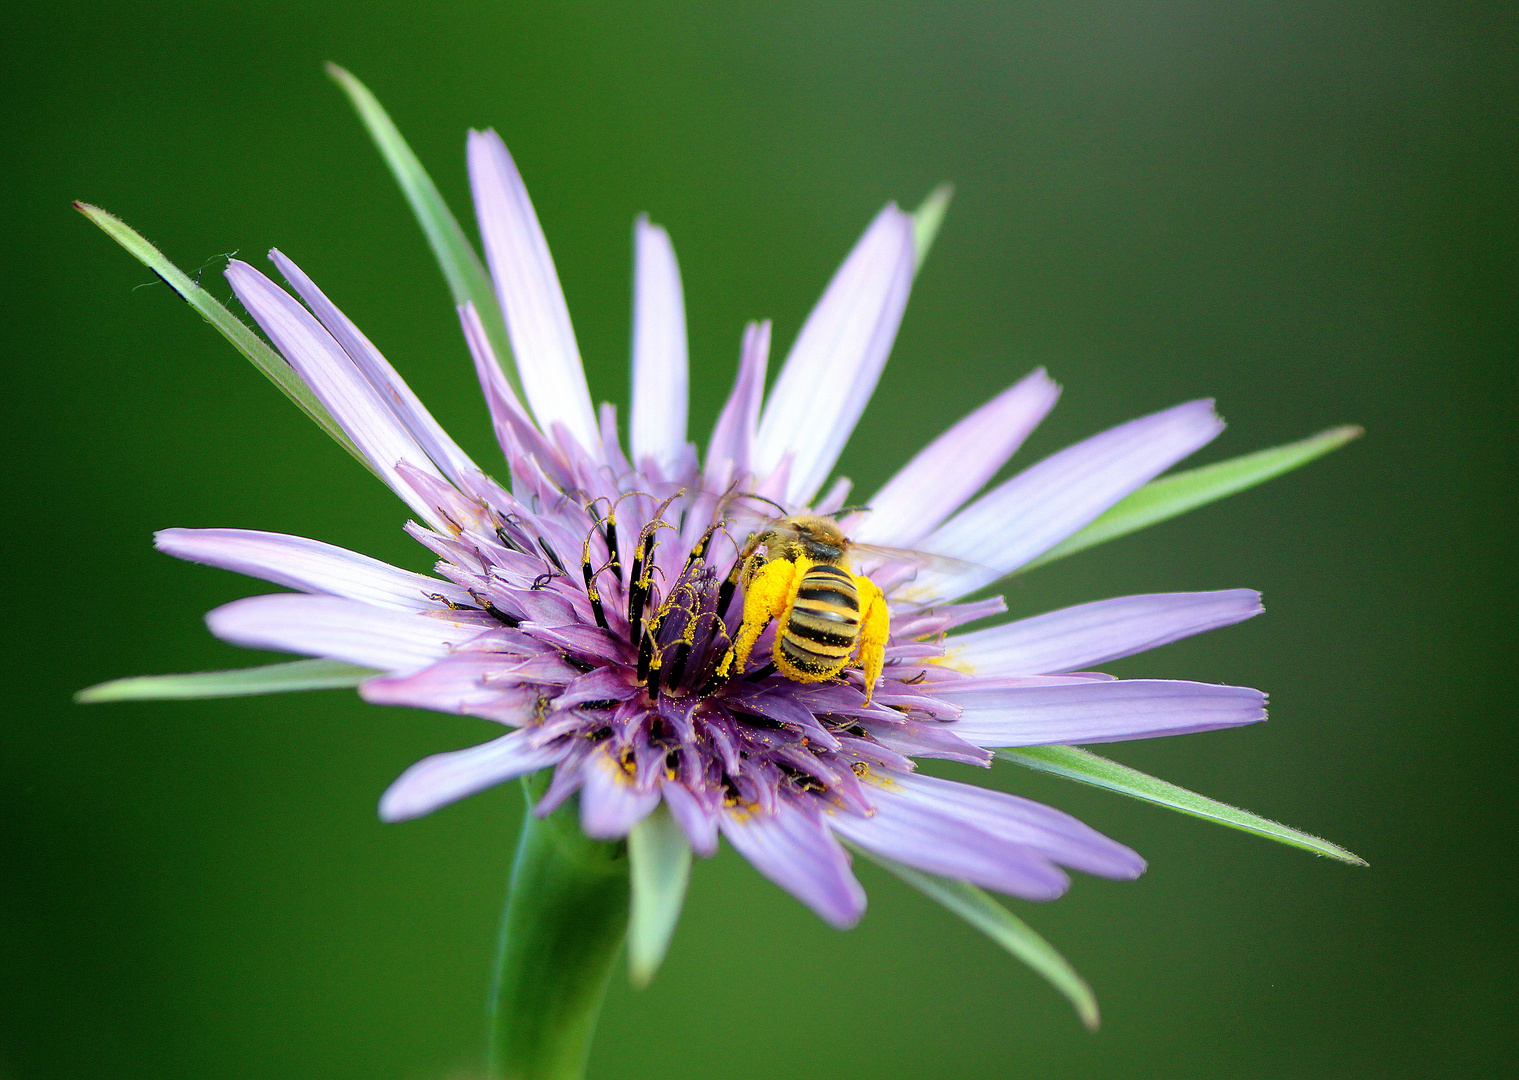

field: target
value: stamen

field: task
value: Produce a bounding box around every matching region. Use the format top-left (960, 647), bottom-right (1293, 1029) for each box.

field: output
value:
top-left (580, 532), bottom-right (610, 630)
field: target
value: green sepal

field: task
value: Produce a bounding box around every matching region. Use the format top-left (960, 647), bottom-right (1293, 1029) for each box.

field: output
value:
top-left (76, 658), bottom-right (378, 703)
top-left (489, 774), bottom-right (629, 1080)
top-left (325, 64), bottom-right (525, 406)
top-left (1021, 424), bottom-right (1364, 572)
top-left (856, 847), bottom-right (1099, 1030)
top-left (73, 202), bottom-right (378, 479)
top-left (626, 803), bottom-right (692, 988)
top-left (911, 183), bottom-right (954, 272)
top-left (997, 745), bottom-right (1366, 865)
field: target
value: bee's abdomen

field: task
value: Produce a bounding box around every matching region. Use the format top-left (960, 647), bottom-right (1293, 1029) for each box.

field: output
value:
top-left (780, 564), bottom-right (860, 676)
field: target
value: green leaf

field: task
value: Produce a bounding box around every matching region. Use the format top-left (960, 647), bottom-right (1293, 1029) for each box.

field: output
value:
top-left (626, 803), bottom-right (693, 988)
top-left (73, 202), bottom-right (378, 479)
top-left (858, 848), bottom-right (1099, 1030)
top-left (1021, 424), bottom-right (1364, 572)
top-left (76, 659), bottom-right (378, 703)
top-left (490, 775), bottom-right (629, 1080)
top-left (997, 745), bottom-right (1366, 865)
top-left (325, 64), bottom-right (525, 406)
top-left (911, 183), bottom-right (954, 273)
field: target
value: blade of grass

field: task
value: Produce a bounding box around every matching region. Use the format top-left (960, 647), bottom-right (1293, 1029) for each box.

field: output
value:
top-left (997, 745), bottom-right (1365, 865)
top-left (626, 804), bottom-right (693, 987)
top-left (74, 202), bottom-right (378, 478)
top-left (911, 183), bottom-right (954, 273)
top-left (1021, 425), bottom-right (1363, 572)
top-left (857, 847), bottom-right (1099, 1030)
top-left (325, 64), bottom-right (524, 405)
top-left (76, 658), bottom-right (378, 703)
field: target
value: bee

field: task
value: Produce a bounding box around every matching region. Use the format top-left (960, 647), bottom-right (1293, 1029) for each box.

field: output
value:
top-left (717, 514), bottom-right (944, 704)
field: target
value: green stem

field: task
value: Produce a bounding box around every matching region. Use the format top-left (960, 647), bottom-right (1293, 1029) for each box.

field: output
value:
top-left (488, 776), bottom-right (629, 1080)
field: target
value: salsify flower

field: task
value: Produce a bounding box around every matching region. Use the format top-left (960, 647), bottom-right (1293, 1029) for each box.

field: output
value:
top-left (78, 69), bottom-right (1363, 1052)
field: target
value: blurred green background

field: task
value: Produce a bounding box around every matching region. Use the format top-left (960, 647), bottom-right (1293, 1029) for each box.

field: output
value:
top-left (2, 2), bottom-right (1514, 1078)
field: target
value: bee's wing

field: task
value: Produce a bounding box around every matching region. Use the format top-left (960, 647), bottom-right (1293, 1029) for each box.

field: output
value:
top-left (848, 541), bottom-right (989, 576)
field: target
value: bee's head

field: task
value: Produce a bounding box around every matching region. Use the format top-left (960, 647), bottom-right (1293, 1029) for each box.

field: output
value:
top-left (766, 515), bottom-right (848, 564)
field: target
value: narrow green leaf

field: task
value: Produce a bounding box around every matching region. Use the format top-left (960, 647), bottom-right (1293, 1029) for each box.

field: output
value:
top-left (76, 658), bottom-right (378, 703)
top-left (1021, 424), bottom-right (1364, 572)
top-left (997, 745), bottom-right (1366, 865)
top-left (858, 848), bottom-right (1098, 1030)
top-left (911, 183), bottom-right (954, 273)
top-left (626, 803), bottom-right (693, 987)
top-left (74, 202), bottom-right (379, 478)
top-left (325, 64), bottom-right (525, 406)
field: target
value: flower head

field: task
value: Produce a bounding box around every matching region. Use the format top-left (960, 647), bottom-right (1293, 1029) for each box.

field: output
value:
top-left (144, 126), bottom-right (1272, 933)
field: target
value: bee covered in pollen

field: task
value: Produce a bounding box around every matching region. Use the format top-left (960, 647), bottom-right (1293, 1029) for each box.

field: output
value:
top-left (718, 514), bottom-right (901, 703)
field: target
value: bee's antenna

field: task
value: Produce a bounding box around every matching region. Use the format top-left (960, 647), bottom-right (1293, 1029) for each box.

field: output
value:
top-left (829, 504), bottom-right (873, 518)
top-left (729, 491), bottom-right (788, 517)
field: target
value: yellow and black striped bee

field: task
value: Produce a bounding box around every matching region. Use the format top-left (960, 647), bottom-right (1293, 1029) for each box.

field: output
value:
top-left (717, 515), bottom-right (908, 703)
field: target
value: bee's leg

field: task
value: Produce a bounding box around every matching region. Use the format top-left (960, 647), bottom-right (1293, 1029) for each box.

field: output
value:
top-left (718, 558), bottom-right (798, 678)
top-left (854, 575), bottom-right (890, 705)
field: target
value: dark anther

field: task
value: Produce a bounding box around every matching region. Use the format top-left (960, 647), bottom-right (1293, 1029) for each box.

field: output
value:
top-left (901, 670), bottom-right (928, 685)
top-left (587, 726), bottom-right (614, 742)
top-left (627, 529), bottom-right (658, 647)
top-left (635, 625), bottom-right (657, 687)
top-left (537, 537), bottom-right (567, 574)
top-left (494, 525), bottom-right (526, 553)
top-left (581, 535), bottom-right (610, 630)
top-left (576, 699), bottom-right (620, 711)
top-left (427, 592), bottom-right (476, 612)
top-left (469, 591), bottom-right (522, 627)
top-left (778, 763), bottom-right (826, 793)
top-left (602, 514), bottom-right (621, 580)
top-left (663, 639), bottom-right (693, 694)
top-left (563, 654), bottom-right (596, 674)
top-left (744, 661), bottom-right (778, 682)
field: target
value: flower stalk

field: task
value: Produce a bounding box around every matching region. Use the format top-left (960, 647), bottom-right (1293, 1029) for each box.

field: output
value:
top-left (488, 775), bottom-right (629, 1080)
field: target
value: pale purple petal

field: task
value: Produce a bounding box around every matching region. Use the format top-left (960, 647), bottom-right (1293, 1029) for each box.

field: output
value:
top-left (467, 129), bottom-right (600, 452)
top-left (753, 205), bottom-right (916, 506)
top-left (661, 779), bottom-right (718, 856)
top-left (906, 400), bottom-right (1225, 601)
top-left (630, 216), bottom-right (689, 472)
top-left (940, 678), bottom-right (1267, 746)
top-left (947, 590), bottom-right (1265, 675)
top-left (579, 751), bottom-right (662, 840)
top-left (269, 250), bottom-right (481, 485)
top-left (830, 792), bottom-right (1072, 901)
top-left (206, 594), bottom-right (490, 673)
top-left (873, 773), bottom-right (1146, 879)
top-left (721, 803), bottom-right (867, 928)
top-left (224, 260), bottom-right (453, 528)
top-left (852, 368), bottom-right (1061, 547)
top-left (156, 528), bottom-right (464, 611)
top-left (705, 320), bottom-right (770, 486)
top-left (360, 658), bottom-right (540, 720)
top-left (379, 728), bottom-right (565, 822)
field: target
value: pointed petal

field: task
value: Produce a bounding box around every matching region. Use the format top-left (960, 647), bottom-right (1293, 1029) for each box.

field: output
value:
top-left (379, 728), bottom-right (564, 822)
top-left (467, 129), bottom-right (599, 452)
top-left (908, 400), bottom-right (1225, 601)
top-left (853, 369), bottom-right (1061, 546)
top-left (946, 589), bottom-right (1264, 675)
top-left (705, 321), bottom-right (770, 484)
top-left (579, 751), bottom-right (661, 840)
top-left (270, 249), bottom-right (480, 485)
top-left (754, 205), bottom-right (916, 505)
top-left (830, 792), bottom-right (1072, 901)
top-left (224, 260), bottom-right (453, 527)
top-left (872, 773), bottom-right (1145, 879)
top-left (941, 678), bottom-right (1267, 746)
top-left (628, 803), bottom-right (693, 987)
top-left (630, 217), bottom-right (689, 472)
top-left (359, 658), bottom-right (540, 720)
top-left (660, 780), bottom-right (719, 857)
top-left (156, 527), bottom-right (463, 611)
top-left (721, 804), bottom-right (866, 928)
top-left (206, 594), bottom-right (489, 673)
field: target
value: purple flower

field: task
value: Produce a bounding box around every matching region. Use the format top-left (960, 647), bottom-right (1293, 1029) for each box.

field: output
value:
top-left (149, 127), bottom-right (1270, 933)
